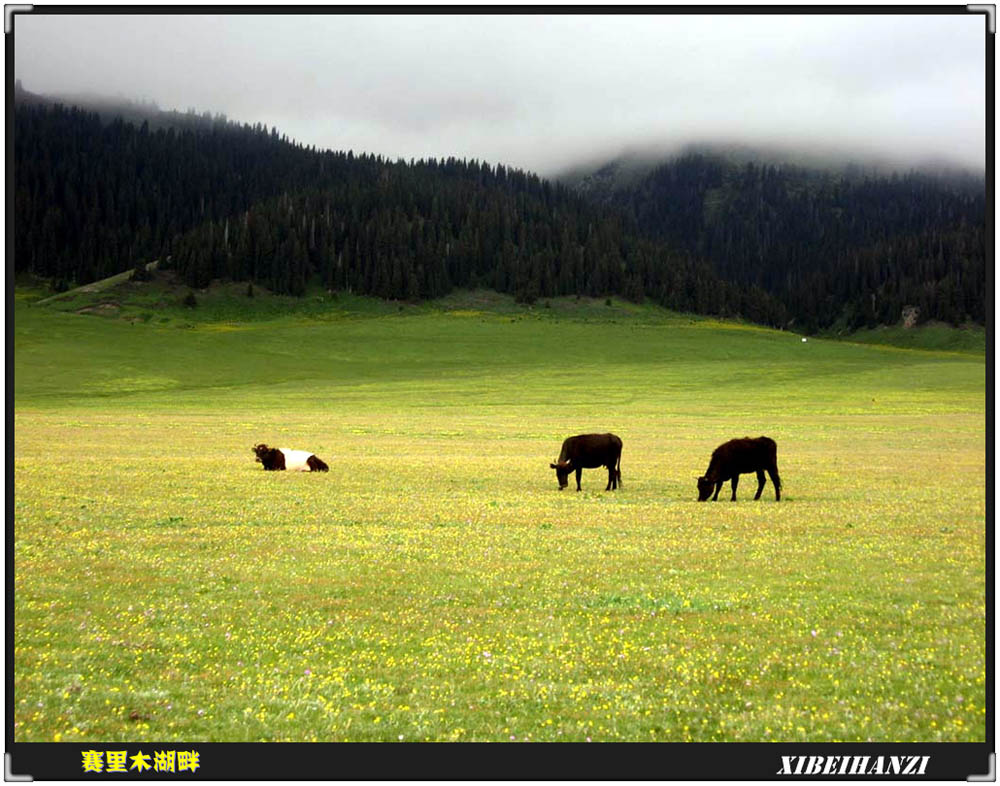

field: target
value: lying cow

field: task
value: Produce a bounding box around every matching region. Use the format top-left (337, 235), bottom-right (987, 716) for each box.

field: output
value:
top-left (697, 436), bottom-right (781, 501)
top-left (253, 443), bottom-right (329, 472)
top-left (550, 433), bottom-right (623, 491)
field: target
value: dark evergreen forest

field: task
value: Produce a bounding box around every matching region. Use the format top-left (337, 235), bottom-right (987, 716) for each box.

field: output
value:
top-left (13, 100), bottom-right (784, 324)
top-left (13, 94), bottom-right (987, 333)
top-left (577, 153), bottom-right (987, 331)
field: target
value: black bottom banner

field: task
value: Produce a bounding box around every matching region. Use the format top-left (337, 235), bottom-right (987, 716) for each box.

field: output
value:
top-left (5, 741), bottom-right (995, 781)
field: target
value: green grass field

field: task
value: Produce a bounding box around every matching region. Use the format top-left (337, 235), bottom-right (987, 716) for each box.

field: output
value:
top-left (13, 285), bottom-right (986, 742)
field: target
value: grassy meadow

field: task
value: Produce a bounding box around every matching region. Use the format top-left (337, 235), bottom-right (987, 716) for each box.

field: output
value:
top-left (12, 284), bottom-right (987, 742)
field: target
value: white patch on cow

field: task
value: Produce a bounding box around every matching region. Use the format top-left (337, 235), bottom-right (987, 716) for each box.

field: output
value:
top-left (278, 449), bottom-right (316, 471)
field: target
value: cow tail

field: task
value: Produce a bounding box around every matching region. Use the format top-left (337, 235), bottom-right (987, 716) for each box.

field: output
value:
top-left (770, 443), bottom-right (781, 490)
top-left (617, 452), bottom-right (622, 488)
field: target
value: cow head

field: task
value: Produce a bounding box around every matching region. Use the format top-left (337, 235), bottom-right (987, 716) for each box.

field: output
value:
top-left (550, 460), bottom-right (573, 490)
top-left (253, 443), bottom-right (270, 463)
top-left (696, 475), bottom-right (714, 501)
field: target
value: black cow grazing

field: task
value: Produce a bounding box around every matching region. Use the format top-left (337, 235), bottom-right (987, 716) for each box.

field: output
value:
top-left (550, 433), bottom-right (623, 491)
top-left (697, 436), bottom-right (781, 501)
top-left (253, 443), bottom-right (329, 472)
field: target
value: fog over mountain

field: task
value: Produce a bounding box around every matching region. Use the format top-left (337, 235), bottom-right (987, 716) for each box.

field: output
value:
top-left (13, 11), bottom-right (987, 176)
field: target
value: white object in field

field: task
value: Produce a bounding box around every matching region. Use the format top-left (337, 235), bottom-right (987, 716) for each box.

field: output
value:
top-left (802, 337), bottom-right (808, 342)
top-left (278, 448), bottom-right (316, 471)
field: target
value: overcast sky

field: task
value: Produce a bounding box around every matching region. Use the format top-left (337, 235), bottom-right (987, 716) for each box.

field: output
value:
top-left (14, 11), bottom-right (987, 175)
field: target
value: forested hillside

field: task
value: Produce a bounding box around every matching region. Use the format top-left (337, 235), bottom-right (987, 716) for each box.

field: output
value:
top-left (13, 98), bottom-right (346, 286)
top-left (573, 152), bottom-right (987, 331)
top-left (14, 90), bottom-right (986, 333)
top-left (13, 98), bottom-right (785, 324)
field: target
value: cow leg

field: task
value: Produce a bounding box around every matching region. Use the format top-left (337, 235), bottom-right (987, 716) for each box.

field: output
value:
top-left (575, 467), bottom-right (583, 492)
top-left (712, 481), bottom-right (722, 501)
top-left (606, 465), bottom-right (616, 490)
top-left (754, 470), bottom-right (765, 500)
top-left (730, 474), bottom-right (739, 501)
top-left (768, 466), bottom-right (781, 501)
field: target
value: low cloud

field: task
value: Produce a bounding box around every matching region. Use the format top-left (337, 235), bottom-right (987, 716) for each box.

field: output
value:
top-left (14, 12), bottom-right (986, 174)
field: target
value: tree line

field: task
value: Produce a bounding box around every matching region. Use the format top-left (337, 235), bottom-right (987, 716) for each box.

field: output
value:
top-left (583, 153), bottom-right (986, 331)
top-left (15, 97), bottom-right (984, 331)
top-left (14, 100), bottom-right (785, 324)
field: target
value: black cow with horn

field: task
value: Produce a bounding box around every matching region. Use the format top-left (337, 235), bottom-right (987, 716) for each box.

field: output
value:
top-left (697, 436), bottom-right (781, 501)
top-left (550, 433), bottom-right (623, 491)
